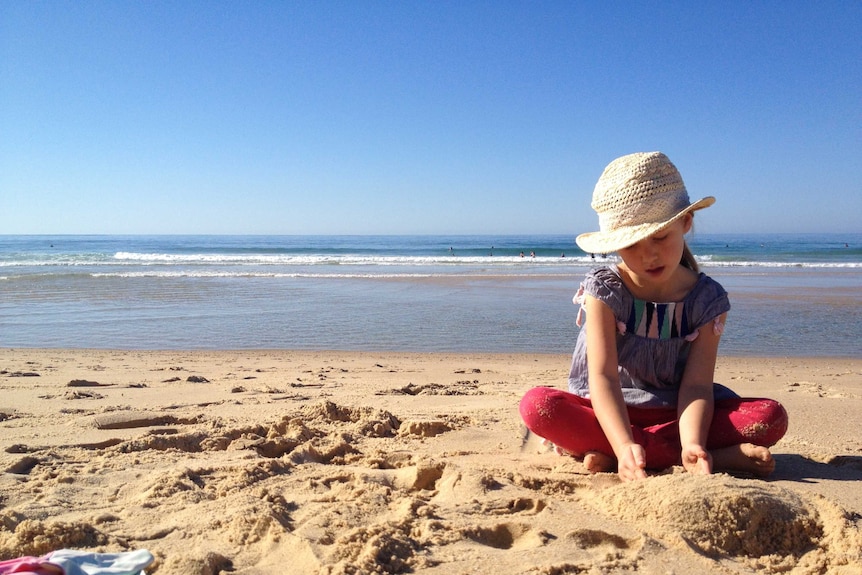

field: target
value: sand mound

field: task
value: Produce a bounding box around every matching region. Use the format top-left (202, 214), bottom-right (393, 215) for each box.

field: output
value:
top-left (596, 474), bottom-right (822, 558)
top-left (299, 401), bottom-right (400, 437)
top-left (0, 513), bottom-right (108, 557)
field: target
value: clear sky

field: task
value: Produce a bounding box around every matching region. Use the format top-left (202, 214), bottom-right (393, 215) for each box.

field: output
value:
top-left (1, 1), bottom-right (860, 236)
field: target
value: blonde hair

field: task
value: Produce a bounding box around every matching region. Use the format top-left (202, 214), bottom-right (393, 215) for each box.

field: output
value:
top-left (680, 213), bottom-right (699, 272)
top-left (681, 243), bottom-right (699, 272)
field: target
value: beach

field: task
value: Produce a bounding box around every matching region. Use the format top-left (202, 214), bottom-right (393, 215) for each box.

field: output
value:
top-left (1, 348), bottom-right (860, 574)
top-left (5, 1), bottom-right (861, 571)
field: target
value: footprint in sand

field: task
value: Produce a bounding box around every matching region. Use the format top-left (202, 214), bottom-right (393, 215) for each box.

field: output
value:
top-left (481, 497), bottom-right (547, 516)
top-left (566, 528), bottom-right (642, 560)
top-left (507, 497), bottom-right (546, 514)
top-left (157, 552), bottom-right (232, 575)
top-left (462, 522), bottom-right (551, 550)
top-left (397, 419), bottom-right (451, 438)
top-left (786, 380), bottom-right (851, 398)
top-left (522, 529), bottom-right (643, 575)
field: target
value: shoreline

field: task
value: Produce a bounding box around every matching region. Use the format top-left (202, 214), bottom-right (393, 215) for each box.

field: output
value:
top-left (3, 346), bottom-right (861, 360)
top-left (1, 348), bottom-right (860, 573)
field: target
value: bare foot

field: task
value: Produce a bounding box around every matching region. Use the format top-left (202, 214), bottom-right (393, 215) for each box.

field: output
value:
top-left (540, 438), bottom-right (577, 457)
top-left (583, 451), bottom-right (616, 474)
top-left (711, 443), bottom-right (775, 478)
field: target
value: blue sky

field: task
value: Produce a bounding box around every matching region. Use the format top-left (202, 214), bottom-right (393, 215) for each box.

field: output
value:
top-left (1, 2), bottom-right (860, 236)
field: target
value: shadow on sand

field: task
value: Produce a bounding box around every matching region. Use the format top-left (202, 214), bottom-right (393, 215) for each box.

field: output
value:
top-left (771, 453), bottom-right (862, 483)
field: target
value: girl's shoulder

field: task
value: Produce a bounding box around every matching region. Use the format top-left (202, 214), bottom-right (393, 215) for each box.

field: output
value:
top-left (578, 266), bottom-right (629, 313)
top-left (686, 273), bottom-right (731, 326)
top-left (582, 266), bottom-right (625, 295)
top-left (689, 273), bottom-right (728, 303)
top-left (585, 265), bottom-right (620, 282)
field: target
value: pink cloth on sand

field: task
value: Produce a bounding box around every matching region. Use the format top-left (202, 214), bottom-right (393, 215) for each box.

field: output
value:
top-left (0, 556), bottom-right (62, 575)
top-left (0, 550), bottom-right (152, 575)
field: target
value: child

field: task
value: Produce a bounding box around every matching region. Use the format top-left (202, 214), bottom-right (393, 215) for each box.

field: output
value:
top-left (519, 152), bottom-right (787, 481)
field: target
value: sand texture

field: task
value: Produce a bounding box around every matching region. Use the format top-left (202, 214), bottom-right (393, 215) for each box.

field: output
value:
top-left (1, 349), bottom-right (860, 574)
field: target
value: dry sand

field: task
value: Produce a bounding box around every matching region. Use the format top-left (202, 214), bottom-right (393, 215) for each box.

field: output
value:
top-left (1, 349), bottom-right (860, 574)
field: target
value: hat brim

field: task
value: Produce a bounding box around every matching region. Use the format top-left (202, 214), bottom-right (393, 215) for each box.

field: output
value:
top-left (575, 196), bottom-right (715, 255)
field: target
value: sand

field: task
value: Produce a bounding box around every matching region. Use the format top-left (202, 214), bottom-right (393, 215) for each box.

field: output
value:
top-left (1, 349), bottom-right (860, 574)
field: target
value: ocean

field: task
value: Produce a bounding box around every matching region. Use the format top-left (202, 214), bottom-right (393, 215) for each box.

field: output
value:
top-left (1, 234), bottom-right (860, 358)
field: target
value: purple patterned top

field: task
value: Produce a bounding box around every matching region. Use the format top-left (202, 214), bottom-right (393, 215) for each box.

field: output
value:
top-left (568, 266), bottom-right (734, 407)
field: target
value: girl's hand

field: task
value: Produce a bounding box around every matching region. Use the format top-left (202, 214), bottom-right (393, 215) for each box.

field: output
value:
top-left (617, 443), bottom-right (648, 481)
top-left (681, 444), bottom-right (713, 475)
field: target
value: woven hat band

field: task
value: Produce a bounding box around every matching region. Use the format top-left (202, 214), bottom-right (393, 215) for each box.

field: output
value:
top-left (597, 187), bottom-right (691, 232)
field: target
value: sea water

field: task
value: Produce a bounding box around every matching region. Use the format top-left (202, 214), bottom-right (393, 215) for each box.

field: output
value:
top-left (1, 234), bottom-right (860, 357)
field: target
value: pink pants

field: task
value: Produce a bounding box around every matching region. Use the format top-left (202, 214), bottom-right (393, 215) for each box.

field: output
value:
top-left (519, 387), bottom-right (788, 470)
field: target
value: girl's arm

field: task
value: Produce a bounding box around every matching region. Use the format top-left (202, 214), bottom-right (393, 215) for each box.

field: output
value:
top-left (584, 295), bottom-right (647, 481)
top-left (677, 312), bottom-right (727, 474)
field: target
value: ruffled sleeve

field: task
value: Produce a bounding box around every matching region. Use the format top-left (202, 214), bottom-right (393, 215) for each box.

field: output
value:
top-left (686, 275), bottom-right (731, 334)
top-left (575, 267), bottom-right (630, 325)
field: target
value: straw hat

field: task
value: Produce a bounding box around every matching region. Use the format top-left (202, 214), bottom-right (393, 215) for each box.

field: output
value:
top-left (575, 152), bottom-right (714, 254)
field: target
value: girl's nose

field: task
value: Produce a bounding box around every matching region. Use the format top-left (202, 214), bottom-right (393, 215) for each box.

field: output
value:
top-left (642, 242), bottom-right (659, 260)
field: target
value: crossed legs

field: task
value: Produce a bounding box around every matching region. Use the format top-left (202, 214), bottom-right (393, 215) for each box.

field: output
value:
top-left (519, 387), bottom-right (788, 476)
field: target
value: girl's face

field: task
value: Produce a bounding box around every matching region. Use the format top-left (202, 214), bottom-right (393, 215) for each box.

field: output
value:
top-left (617, 214), bottom-right (692, 294)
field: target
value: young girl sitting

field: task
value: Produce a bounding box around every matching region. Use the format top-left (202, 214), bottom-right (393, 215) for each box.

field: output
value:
top-left (519, 152), bottom-right (788, 481)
